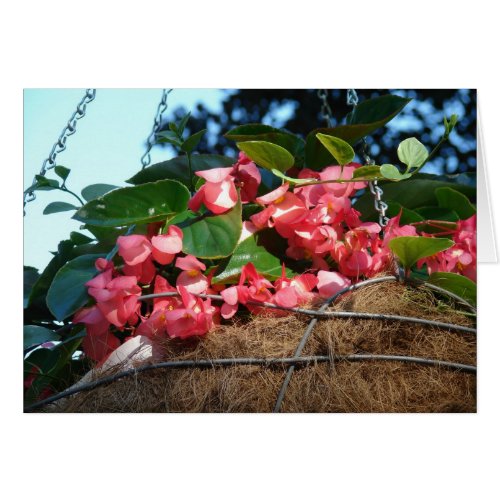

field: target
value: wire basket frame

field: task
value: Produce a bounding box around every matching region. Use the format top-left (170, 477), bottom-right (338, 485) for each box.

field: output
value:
top-left (24, 274), bottom-right (476, 413)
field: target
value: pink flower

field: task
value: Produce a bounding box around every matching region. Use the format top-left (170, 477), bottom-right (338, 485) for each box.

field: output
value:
top-left (73, 304), bottom-right (110, 337)
top-left (188, 167), bottom-right (238, 214)
top-left (316, 270), bottom-right (351, 298)
top-left (86, 272), bottom-right (142, 329)
top-left (319, 163), bottom-right (367, 198)
top-left (117, 235), bottom-right (152, 266)
top-left (151, 225), bottom-right (183, 265)
top-left (233, 152), bottom-right (261, 203)
top-left (251, 183), bottom-right (307, 234)
top-left (164, 286), bottom-right (216, 339)
top-left (175, 254), bottom-right (209, 294)
top-left (123, 255), bottom-right (157, 285)
top-left (273, 265), bottom-right (318, 307)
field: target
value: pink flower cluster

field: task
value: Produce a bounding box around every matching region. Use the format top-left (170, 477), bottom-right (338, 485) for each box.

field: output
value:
top-left (418, 214), bottom-right (477, 281)
top-left (72, 155), bottom-right (476, 366)
top-left (249, 164), bottom-right (416, 279)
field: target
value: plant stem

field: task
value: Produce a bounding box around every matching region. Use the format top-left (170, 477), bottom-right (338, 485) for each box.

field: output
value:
top-left (60, 187), bottom-right (85, 206)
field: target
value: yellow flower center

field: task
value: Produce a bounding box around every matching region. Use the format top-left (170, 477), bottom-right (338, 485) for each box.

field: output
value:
top-left (187, 269), bottom-right (199, 277)
top-left (274, 195), bottom-right (285, 205)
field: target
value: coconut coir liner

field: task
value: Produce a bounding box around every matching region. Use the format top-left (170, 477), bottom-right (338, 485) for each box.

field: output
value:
top-left (58, 280), bottom-right (477, 413)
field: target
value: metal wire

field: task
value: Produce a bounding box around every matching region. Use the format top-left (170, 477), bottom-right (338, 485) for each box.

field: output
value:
top-left (23, 353), bottom-right (475, 412)
top-left (24, 89), bottom-right (96, 211)
top-left (140, 89), bottom-right (172, 170)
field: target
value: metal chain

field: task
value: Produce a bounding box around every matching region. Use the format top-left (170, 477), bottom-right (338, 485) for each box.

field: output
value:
top-left (347, 88), bottom-right (388, 227)
top-left (316, 89), bottom-right (333, 127)
top-left (140, 88), bottom-right (172, 169)
top-left (24, 89), bottom-right (96, 209)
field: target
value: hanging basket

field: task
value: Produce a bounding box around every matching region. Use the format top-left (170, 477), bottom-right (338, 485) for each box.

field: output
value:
top-left (43, 277), bottom-right (476, 413)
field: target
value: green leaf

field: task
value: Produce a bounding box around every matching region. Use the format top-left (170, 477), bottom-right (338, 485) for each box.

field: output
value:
top-left (46, 254), bottom-right (105, 321)
top-left (27, 175), bottom-right (60, 191)
top-left (213, 229), bottom-right (293, 284)
top-left (54, 166), bottom-right (70, 181)
top-left (236, 141), bottom-right (294, 173)
top-left (225, 124), bottom-right (305, 165)
top-left (70, 231), bottom-right (94, 245)
top-left (156, 130), bottom-right (183, 147)
top-left (386, 202), bottom-right (424, 224)
top-left (380, 164), bottom-right (412, 181)
top-left (316, 133), bottom-right (355, 166)
top-left (177, 113), bottom-right (191, 136)
top-left (181, 129), bottom-right (206, 154)
top-left (170, 199), bottom-right (242, 259)
top-left (354, 177), bottom-right (475, 221)
top-left (397, 138), bottom-right (428, 170)
top-left (43, 201), bottom-right (78, 215)
top-left (24, 266), bottom-right (40, 309)
top-left (434, 187), bottom-right (476, 219)
top-left (270, 169), bottom-right (314, 185)
top-left (73, 179), bottom-right (190, 227)
top-left (24, 325), bottom-right (61, 349)
top-left (388, 236), bottom-right (454, 270)
top-left (414, 206), bottom-right (460, 222)
top-left (352, 165), bottom-right (384, 180)
top-left (126, 154), bottom-right (235, 187)
top-left (306, 95), bottom-right (411, 169)
top-left (428, 272), bottom-right (477, 306)
top-left (81, 184), bottom-right (118, 202)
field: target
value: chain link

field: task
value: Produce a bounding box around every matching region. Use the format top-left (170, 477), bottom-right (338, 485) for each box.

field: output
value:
top-left (140, 89), bottom-right (172, 170)
top-left (346, 88), bottom-right (388, 228)
top-left (316, 89), bottom-right (333, 127)
top-left (24, 89), bottom-right (96, 209)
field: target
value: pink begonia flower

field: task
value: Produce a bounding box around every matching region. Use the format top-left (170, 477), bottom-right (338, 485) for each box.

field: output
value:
top-left (117, 234), bottom-right (152, 266)
top-left (251, 183), bottom-right (307, 234)
top-left (82, 331), bottom-right (121, 364)
top-left (165, 286), bottom-right (217, 339)
top-left (123, 255), bottom-right (156, 285)
top-left (151, 274), bottom-right (181, 313)
top-left (316, 270), bottom-right (351, 298)
top-left (233, 152), bottom-right (261, 203)
top-left (151, 225), bottom-right (183, 265)
top-left (135, 309), bottom-right (169, 340)
top-left (274, 266), bottom-right (319, 307)
top-left (188, 167), bottom-right (238, 214)
top-left (319, 163), bottom-right (367, 198)
top-left (73, 305), bottom-right (110, 337)
top-left (339, 249), bottom-right (373, 278)
top-left (175, 254), bottom-right (209, 294)
top-left (86, 272), bottom-right (141, 329)
top-left (95, 257), bottom-right (114, 272)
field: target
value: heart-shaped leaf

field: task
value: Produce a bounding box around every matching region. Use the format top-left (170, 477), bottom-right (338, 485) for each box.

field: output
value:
top-left (397, 138), bottom-right (428, 170)
top-left (380, 164), bottom-right (412, 181)
top-left (43, 201), bottom-right (78, 215)
top-left (46, 254), bottom-right (105, 321)
top-left (428, 272), bottom-right (477, 306)
top-left (316, 133), bottom-right (355, 166)
top-left (388, 236), bottom-right (454, 270)
top-left (54, 166), bottom-right (71, 181)
top-left (236, 141), bottom-right (294, 173)
top-left (170, 199), bottom-right (242, 259)
top-left (74, 179), bottom-right (190, 227)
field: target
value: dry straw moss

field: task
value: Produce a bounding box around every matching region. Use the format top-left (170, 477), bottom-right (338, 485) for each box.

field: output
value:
top-left (58, 280), bottom-right (476, 413)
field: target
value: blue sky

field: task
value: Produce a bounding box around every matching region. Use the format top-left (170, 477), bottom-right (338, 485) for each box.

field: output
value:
top-left (24, 89), bottom-right (227, 271)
